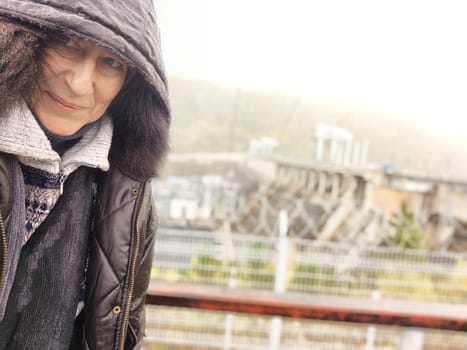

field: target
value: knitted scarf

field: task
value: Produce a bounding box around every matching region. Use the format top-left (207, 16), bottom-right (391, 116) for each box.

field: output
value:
top-left (0, 167), bottom-right (95, 349)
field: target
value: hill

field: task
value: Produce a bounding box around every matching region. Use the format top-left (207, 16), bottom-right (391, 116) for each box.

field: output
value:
top-left (167, 76), bottom-right (467, 180)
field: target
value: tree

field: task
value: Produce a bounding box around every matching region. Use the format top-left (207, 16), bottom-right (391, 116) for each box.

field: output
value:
top-left (388, 201), bottom-right (426, 249)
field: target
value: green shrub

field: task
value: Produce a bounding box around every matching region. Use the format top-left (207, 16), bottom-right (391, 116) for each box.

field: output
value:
top-left (388, 201), bottom-right (426, 249)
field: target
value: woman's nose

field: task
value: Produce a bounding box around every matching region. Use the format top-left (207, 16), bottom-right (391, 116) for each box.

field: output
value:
top-left (64, 58), bottom-right (96, 96)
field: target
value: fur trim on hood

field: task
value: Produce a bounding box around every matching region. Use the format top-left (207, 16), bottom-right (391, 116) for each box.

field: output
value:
top-left (0, 0), bottom-right (170, 180)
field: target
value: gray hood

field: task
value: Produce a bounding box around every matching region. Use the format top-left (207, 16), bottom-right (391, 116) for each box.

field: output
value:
top-left (0, 0), bottom-right (168, 109)
top-left (0, 0), bottom-right (171, 179)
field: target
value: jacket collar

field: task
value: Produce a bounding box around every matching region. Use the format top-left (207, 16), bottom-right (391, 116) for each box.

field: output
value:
top-left (0, 100), bottom-right (113, 176)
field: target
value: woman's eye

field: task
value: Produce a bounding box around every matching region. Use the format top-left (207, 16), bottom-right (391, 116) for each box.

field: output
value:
top-left (103, 57), bottom-right (124, 70)
top-left (60, 37), bottom-right (74, 46)
top-left (50, 34), bottom-right (80, 57)
top-left (54, 34), bottom-right (76, 47)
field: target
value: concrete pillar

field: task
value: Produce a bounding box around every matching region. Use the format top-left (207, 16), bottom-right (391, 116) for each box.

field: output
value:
top-left (296, 169), bottom-right (308, 194)
top-left (335, 139), bottom-right (345, 166)
top-left (344, 140), bottom-right (353, 167)
top-left (276, 166), bottom-right (290, 189)
top-left (292, 168), bottom-right (301, 190)
top-left (306, 171), bottom-right (317, 194)
top-left (331, 174), bottom-right (341, 201)
top-left (329, 139), bottom-right (338, 163)
top-left (362, 178), bottom-right (372, 209)
top-left (318, 172), bottom-right (327, 195)
top-left (315, 137), bottom-right (324, 162)
top-left (352, 141), bottom-right (361, 168)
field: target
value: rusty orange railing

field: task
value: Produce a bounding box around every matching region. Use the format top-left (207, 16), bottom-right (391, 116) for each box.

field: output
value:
top-left (146, 281), bottom-right (467, 332)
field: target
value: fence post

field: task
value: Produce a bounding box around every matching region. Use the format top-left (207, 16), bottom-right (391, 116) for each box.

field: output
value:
top-left (398, 328), bottom-right (424, 350)
top-left (269, 210), bottom-right (289, 350)
top-left (223, 269), bottom-right (237, 350)
top-left (365, 290), bottom-right (381, 350)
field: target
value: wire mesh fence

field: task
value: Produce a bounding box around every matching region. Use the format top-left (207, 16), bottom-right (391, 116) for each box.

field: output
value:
top-left (144, 306), bottom-right (467, 350)
top-left (147, 227), bottom-right (467, 349)
top-left (152, 228), bottom-right (467, 303)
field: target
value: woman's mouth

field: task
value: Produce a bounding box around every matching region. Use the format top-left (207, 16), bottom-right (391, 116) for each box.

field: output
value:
top-left (47, 92), bottom-right (82, 110)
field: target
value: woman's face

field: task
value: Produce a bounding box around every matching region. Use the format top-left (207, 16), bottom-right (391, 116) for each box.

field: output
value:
top-left (32, 36), bottom-right (127, 135)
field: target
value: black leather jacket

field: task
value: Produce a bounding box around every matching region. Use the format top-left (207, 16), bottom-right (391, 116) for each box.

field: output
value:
top-left (0, 155), bottom-right (157, 349)
top-left (0, 2), bottom-right (167, 347)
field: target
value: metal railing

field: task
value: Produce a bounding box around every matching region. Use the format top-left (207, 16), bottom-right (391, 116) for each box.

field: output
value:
top-left (146, 281), bottom-right (467, 331)
top-left (144, 228), bottom-right (467, 349)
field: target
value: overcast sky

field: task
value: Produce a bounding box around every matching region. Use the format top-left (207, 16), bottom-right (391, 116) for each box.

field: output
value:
top-left (155, 0), bottom-right (467, 140)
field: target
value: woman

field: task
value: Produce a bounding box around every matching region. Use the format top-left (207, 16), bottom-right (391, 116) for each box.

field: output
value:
top-left (0, 0), bottom-right (170, 349)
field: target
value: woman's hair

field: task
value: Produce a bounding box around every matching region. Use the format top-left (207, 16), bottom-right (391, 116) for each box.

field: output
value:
top-left (108, 72), bottom-right (170, 179)
top-left (0, 20), bottom-right (43, 116)
top-left (0, 19), bottom-right (170, 179)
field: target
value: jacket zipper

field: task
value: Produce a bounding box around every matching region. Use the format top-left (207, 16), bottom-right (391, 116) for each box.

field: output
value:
top-left (59, 168), bottom-right (66, 195)
top-left (0, 211), bottom-right (7, 291)
top-left (59, 163), bottom-right (97, 196)
top-left (118, 182), bottom-right (146, 350)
